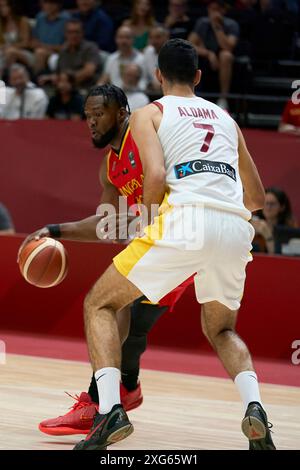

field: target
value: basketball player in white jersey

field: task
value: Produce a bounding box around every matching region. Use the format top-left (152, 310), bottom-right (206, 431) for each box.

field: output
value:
top-left (74, 39), bottom-right (276, 451)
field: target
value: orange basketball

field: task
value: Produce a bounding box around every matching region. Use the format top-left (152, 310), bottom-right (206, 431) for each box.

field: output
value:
top-left (18, 237), bottom-right (68, 288)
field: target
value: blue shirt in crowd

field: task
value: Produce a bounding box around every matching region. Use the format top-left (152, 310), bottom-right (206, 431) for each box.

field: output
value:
top-left (33, 11), bottom-right (71, 45)
top-left (73, 8), bottom-right (114, 52)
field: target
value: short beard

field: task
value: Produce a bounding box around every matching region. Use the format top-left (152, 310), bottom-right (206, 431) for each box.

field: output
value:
top-left (92, 124), bottom-right (119, 149)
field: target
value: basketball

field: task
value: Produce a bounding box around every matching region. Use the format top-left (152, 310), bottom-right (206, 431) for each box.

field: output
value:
top-left (18, 237), bottom-right (68, 288)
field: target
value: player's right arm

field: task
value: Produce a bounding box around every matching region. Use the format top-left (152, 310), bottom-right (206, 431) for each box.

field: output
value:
top-left (18, 156), bottom-right (121, 254)
top-left (236, 124), bottom-right (265, 212)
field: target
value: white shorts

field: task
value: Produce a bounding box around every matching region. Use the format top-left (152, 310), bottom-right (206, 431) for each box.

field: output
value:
top-left (113, 203), bottom-right (255, 311)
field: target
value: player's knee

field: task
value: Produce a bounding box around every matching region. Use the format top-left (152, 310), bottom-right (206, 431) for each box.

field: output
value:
top-left (83, 289), bottom-right (99, 316)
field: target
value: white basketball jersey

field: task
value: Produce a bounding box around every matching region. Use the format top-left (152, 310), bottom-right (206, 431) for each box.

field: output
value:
top-left (155, 95), bottom-right (250, 220)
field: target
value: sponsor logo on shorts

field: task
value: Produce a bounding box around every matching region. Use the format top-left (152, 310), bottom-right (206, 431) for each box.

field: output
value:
top-left (174, 159), bottom-right (236, 182)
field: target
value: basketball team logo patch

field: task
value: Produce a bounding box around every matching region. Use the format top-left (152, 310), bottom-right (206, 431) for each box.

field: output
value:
top-left (174, 159), bottom-right (237, 182)
top-left (128, 151), bottom-right (136, 168)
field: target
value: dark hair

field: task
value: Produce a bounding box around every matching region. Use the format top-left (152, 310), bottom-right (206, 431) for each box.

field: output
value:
top-left (65, 18), bottom-right (83, 30)
top-left (85, 84), bottom-right (131, 114)
top-left (259, 187), bottom-right (294, 226)
top-left (158, 38), bottom-right (198, 86)
top-left (42, 0), bottom-right (63, 5)
top-left (58, 70), bottom-right (76, 91)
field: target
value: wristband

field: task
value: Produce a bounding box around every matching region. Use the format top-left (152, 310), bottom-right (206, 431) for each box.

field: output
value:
top-left (46, 224), bottom-right (61, 238)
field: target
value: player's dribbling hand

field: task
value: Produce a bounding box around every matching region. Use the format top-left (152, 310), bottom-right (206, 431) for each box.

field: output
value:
top-left (17, 227), bottom-right (50, 263)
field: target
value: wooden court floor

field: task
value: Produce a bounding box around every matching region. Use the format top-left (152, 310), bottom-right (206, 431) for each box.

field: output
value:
top-left (0, 354), bottom-right (299, 450)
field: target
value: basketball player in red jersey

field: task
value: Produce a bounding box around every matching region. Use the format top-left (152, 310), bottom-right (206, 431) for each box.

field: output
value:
top-left (21, 84), bottom-right (193, 436)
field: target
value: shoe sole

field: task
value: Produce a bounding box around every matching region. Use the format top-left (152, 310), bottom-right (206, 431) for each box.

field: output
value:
top-left (39, 424), bottom-right (90, 436)
top-left (242, 416), bottom-right (266, 441)
top-left (81, 423), bottom-right (134, 450)
top-left (107, 423), bottom-right (134, 445)
top-left (242, 416), bottom-right (276, 450)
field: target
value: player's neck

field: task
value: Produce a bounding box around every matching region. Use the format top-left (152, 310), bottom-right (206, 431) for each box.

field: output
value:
top-left (162, 83), bottom-right (195, 98)
top-left (111, 118), bottom-right (129, 152)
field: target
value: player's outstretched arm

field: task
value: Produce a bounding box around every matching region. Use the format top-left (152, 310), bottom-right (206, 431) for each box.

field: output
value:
top-left (130, 105), bottom-right (166, 225)
top-left (236, 124), bottom-right (265, 212)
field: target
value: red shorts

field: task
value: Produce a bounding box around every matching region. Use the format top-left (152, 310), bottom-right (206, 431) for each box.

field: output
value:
top-left (159, 276), bottom-right (194, 312)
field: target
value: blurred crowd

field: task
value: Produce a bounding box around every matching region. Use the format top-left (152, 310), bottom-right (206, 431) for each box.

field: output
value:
top-left (0, 1), bottom-right (299, 246)
top-left (0, 0), bottom-right (298, 119)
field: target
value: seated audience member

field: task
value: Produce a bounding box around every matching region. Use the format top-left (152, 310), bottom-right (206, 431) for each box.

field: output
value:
top-left (164, 0), bottom-right (194, 40)
top-left (47, 71), bottom-right (83, 120)
top-left (73, 0), bottom-right (114, 52)
top-left (189, 0), bottom-right (239, 110)
top-left (0, 202), bottom-right (14, 234)
top-left (32, 0), bottom-right (70, 75)
top-left (252, 187), bottom-right (297, 254)
top-left (123, 0), bottom-right (156, 51)
top-left (278, 99), bottom-right (300, 136)
top-left (144, 25), bottom-right (169, 91)
top-left (39, 19), bottom-right (102, 88)
top-left (0, 64), bottom-right (48, 119)
top-left (99, 26), bottom-right (147, 90)
top-left (121, 63), bottom-right (149, 111)
top-left (0, 0), bottom-right (32, 75)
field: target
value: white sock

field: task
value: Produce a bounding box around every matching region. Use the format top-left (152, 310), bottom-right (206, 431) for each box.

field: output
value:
top-left (234, 370), bottom-right (264, 411)
top-left (94, 367), bottom-right (121, 414)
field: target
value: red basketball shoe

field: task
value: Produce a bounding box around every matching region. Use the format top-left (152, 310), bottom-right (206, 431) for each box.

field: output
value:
top-left (121, 382), bottom-right (143, 411)
top-left (39, 392), bottom-right (98, 436)
top-left (39, 384), bottom-right (143, 436)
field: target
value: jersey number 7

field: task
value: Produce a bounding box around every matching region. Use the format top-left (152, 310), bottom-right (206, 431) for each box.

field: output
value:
top-left (193, 123), bottom-right (215, 153)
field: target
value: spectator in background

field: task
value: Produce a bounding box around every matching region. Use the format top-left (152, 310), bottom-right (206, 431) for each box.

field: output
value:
top-left (39, 19), bottom-right (102, 88)
top-left (278, 99), bottom-right (300, 136)
top-left (144, 25), bottom-right (169, 91)
top-left (121, 63), bottom-right (149, 111)
top-left (46, 70), bottom-right (83, 120)
top-left (123, 0), bottom-right (156, 51)
top-left (0, 0), bottom-right (32, 76)
top-left (189, 0), bottom-right (239, 110)
top-left (0, 64), bottom-right (48, 119)
top-left (164, 0), bottom-right (194, 40)
top-left (99, 26), bottom-right (147, 90)
top-left (0, 202), bottom-right (14, 234)
top-left (32, 0), bottom-right (70, 75)
top-left (73, 0), bottom-right (114, 52)
top-left (252, 187), bottom-right (297, 254)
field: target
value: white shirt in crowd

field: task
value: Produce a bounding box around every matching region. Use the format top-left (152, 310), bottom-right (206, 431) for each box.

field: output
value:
top-left (143, 45), bottom-right (160, 88)
top-left (126, 90), bottom-right (150, 112)
top-left (104, 49), bottom-right (148, 91)
top-left (0, 82), bottom-right (48, 120)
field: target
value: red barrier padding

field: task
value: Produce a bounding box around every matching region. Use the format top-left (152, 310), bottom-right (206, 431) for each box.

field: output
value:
top-left (1, 235), bottom-right (299, 361)
top-left (0, 120), bottom-right (299, 233)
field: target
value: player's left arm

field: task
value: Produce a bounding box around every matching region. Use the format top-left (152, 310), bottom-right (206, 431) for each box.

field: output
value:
top-left (130, 105), bottom-right (166, 225)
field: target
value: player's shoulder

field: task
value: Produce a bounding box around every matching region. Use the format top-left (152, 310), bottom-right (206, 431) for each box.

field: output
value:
top-left (130, 102), bottom-right (161, 122)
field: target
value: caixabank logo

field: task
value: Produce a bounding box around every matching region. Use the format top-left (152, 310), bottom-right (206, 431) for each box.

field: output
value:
top-left (175, 159), bottom-right (237, 182)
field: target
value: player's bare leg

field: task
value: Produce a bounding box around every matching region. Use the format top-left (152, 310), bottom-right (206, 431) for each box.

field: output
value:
top-left (201, 301), bottom-right (275, 449)
top-left (74, 264), bottom-right (142, 450)
top-left (201, 301), bottom-right (253, 379)
top-left (84, 263), bottom-right (142, 372)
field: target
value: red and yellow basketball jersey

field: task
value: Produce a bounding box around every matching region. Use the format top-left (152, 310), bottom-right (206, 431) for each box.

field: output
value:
top-left (106, 123), bottom-right (193, 311)
top-left (107, 126), bottom-right (143, 207)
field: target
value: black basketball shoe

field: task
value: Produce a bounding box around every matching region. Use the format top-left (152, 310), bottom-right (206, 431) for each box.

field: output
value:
top-left (73, 404), bottom-right (133, 450)
top-left (242, 401), bottom-right (276, 450)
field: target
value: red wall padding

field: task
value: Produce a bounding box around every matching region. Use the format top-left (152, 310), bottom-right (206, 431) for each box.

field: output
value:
top-left (1, 235), bottom-right (299, 361)
top-left (0, 120), bottom-right (300, 233)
